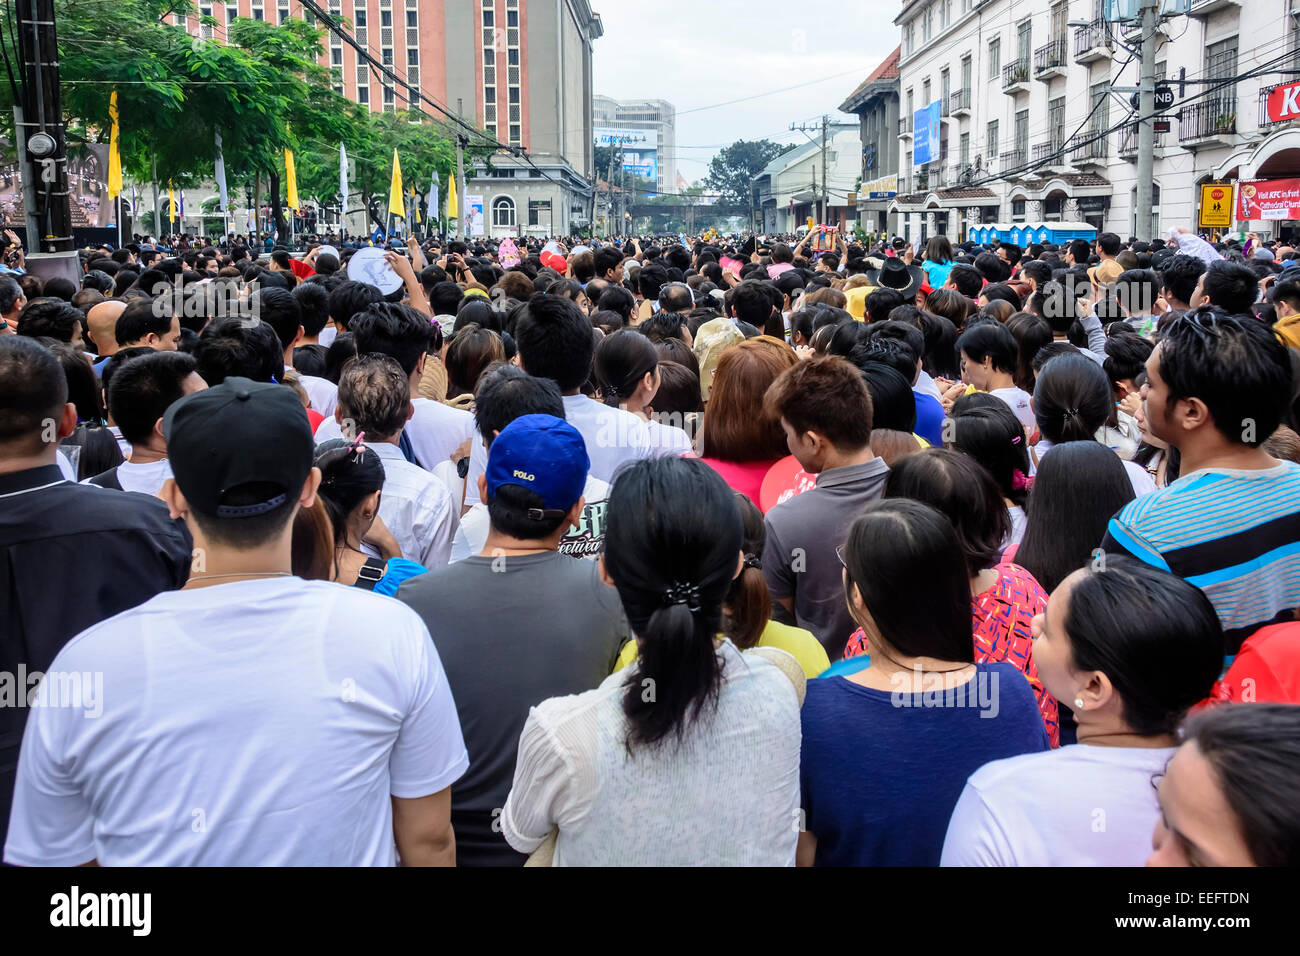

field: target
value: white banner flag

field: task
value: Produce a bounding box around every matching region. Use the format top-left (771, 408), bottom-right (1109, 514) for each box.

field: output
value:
top-left (427, 171), bottom-right (438, 221)
top-left (339, 143), bottom-right (349, 211)
top-left (214, 131), bottom-right (229, 213)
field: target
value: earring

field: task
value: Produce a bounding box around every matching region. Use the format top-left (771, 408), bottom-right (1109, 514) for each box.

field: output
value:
top-left (1074, 698), bottom-right (1085, 709)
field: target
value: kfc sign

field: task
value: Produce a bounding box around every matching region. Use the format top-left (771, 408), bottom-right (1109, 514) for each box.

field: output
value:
top-left (1266, 82), bottom-right (1300, 123)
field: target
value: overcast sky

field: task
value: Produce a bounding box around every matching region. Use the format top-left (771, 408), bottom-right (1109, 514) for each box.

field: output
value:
top-left (591, 1), bottom-right (897, 187)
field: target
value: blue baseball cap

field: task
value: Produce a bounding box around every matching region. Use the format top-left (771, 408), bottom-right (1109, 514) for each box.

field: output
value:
top-left (485, 414), bottom-right (589, 512)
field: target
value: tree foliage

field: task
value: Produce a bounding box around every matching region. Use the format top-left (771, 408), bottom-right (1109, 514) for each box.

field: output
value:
top-left (702, 139), bottom-right (796, 206)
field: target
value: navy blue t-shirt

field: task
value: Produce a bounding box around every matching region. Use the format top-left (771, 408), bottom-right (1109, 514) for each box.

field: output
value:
top-left (800, 661), bottom-right (1049, 866)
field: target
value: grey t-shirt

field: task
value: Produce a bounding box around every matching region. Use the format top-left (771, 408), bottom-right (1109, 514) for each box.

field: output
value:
top-left (395, 550), bottom-right (629, 866)
top-left (762, 458), bottom-right (890, 660)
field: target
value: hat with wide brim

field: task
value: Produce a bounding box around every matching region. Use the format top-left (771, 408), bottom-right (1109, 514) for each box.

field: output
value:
top-left (865, 258), bottom-right (926, 299)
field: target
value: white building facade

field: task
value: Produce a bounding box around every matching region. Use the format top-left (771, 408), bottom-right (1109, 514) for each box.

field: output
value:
top-left (592, 96), bottom-right (679, 195)
top-left (754, 125), bottom-right (863, 233)
top-left (890, 0), bottom-right (1300, 243)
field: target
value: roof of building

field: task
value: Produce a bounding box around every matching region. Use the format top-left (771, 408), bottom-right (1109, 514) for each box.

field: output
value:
top-left (840, 46), bottom-right (901, 113)
top-left (1016, 173), bottom-right (1111, 188)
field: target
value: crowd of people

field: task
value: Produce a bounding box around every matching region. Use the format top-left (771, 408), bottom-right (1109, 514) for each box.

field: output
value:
top-left (1, 222), bottom-right (1298, 867)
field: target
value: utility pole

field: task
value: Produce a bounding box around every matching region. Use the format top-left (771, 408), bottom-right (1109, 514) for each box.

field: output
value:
top-left (455, 98), bottom-right (465, 241)
top-left (1134, 0), bottom-right (1158, 242)
top-left (15, 0), bottom-right (75, 265)
top-left (821, 114), bottom-right (829, 226)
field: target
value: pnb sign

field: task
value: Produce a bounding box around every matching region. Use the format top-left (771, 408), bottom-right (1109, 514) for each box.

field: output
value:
top-left (1265, 82), bottom-right (1300, 124)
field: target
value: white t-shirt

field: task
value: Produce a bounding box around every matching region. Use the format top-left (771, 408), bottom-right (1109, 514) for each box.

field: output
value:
top-left (989, 386), bottom-right (1036, 431)
top-left (3, 578), bottom-right (469, 867)
top-left (298, 370), bottom-right (338, 417)
top-left (451, 474), bottom-right (611, 562)
top-left (79, 458), bottom-right (173, 497)
top-left (500, 640), bottom-right (801, 866)
top-left (940, 744), bottom-right (1177, 867)
top-left (366, 441), bottom-right (459, 568)
top-left (1004, 503), bottom-right (1027, 550)
top-left (645, 417), bottom-right (694, 455)
top-left (561, 393), bottom-right (657, 484)
top-left (315, 397), bottom-right (474, 474)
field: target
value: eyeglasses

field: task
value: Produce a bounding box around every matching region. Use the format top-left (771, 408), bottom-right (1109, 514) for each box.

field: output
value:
top-left (835, 543), bottom-right (847, 569)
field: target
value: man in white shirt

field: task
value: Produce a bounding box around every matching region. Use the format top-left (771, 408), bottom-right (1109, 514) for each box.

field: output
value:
top-left (84, 349), bottom-right (206, 494)
top-left (450, 365), bottom-right (609, 562)
top-left (334, 354), bottom-right (459, 568)
top-left (4, 376), bottom-right (467, 866)
top-left (514, 292), bottom-right (656, 483)
top-left (316, 301), bottom-right (474, 472)
top-left (253, 286), bottom-right (338, 415)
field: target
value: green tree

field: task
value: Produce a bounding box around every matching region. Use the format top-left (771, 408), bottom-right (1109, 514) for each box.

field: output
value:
top-left (702, 139), bottom-right (795, 206)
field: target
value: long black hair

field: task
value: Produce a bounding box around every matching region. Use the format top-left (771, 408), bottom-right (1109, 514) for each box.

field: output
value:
top-left (605, 457), bottom-right (742, 751)
top-left (594, 327), bottom-right (658, 408)
top-left (724, 493), bottom-right (770, 650)
top-left (1016, 441), bottom-right (1135, 593)
top-left (1061, 557), bottom-right (1223, 736)
top-left (1033, 351), bottom-right (1115, 443)
top-left (313, 438), bottom-right (386, 560)
top-left (949, 394), bottom-right (1033, 510)
top-left (841, 498), bottom-right (974, 663)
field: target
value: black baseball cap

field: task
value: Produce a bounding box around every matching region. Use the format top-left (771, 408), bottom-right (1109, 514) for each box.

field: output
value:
top-left (163, 376), bottom-right (315, 519)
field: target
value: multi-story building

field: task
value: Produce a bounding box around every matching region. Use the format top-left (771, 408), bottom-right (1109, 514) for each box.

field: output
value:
top-left (841, 47), bottom-right (902, 235)
top-left (176, 0), bottom-right (603, 237)
top-left (888, 0), bottom-right (1300, 242)
top-left (592, 95), bottom-right (678, 196)
top-left (753, 124), bottom-right (862, 233)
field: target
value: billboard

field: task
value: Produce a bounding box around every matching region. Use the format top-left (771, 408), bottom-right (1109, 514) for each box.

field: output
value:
top-left (913, 101), bottom-right (942, 166)
top-left (465, 194), bottom-right (485, 236)
top-left (1237, 180), bottom-right (1300, 222)
top-left (595, 126), bottom-right (659, 195)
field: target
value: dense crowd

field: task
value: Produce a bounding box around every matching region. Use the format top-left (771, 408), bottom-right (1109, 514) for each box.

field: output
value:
top-left (1, 223), bottom-right (1298, 867)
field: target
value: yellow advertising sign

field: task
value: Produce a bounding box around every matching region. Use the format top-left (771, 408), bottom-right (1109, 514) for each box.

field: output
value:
top-left (1199, 183), bottom-right (1234, 229)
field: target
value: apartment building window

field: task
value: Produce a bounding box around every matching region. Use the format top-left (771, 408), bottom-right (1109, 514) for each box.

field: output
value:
top-left (226, 4), bottom-right (237, 22)
top-left (406, 10), bottom-right (416, 25)
top-left (1012, 199), bottom-right (1026, 222)
top-left (941, 69), bottom-right (950, 106)
top-left (251, 2), bottom-right (264, 21)
top-left (332, 48), bottom-right (343, 65)
top-left (492, 196), bottom-right (516, 227)
top-left (922, 79), bottom-right (931, 107)
top-left (1050, 1), bottom-right (1067, 40)
top-left (905, 22), bottom-right (914, 57)
top-left (941, 0), bottom-right (951, 30)
top-left (483, 9), bottom-right (493, 27)
top-left (988, 38), bottom-right (1000, 79)
top-left (1206, 39), bottom-right (1236, 108)
top-left (383, 86), bottom-right (394, 105)
top-left (1017, 21), bottom-right (1032, 64)
top-left (278, 4), bottom-right (289, 24)
top-left (1048, 96), bottom-right (1065, 150)
top-left (906, 89), bottom-right (914, 126)
top-left (357, 86), bottom-right (369, 104)
top-left (960, 131), bottom-right (970, 166)
top-left (986, 119), bottom-right (998, 157)
top-left (407, 48), bottom-right (418, 66)
top-left (1014, 109), bottom-right (1029, 155)
top-left (507, 10), bottom-right (518, 27)
top-left (382, 48), bottom-right (393, 66)
top-left (1090, 80), bottom-right (1109, 150)
top-left (922, 9), bottom-right (931, 43)
top-left (961, 54), bottom-right (971, 93)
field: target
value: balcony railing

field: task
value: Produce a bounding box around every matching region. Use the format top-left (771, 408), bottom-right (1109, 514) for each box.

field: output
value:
top-left (1073, 19), bottom-right (1109, 62)
top-left (1033, 38), bottom-right (1067, 78)
top-left (1069, 133), bottom-right (1108, 163)
top-left (1179, 98), bottom-right (1236, 143)
top-left (1032, 140), bottom-right (1066, 165)
top-left (1260, 84), bottom-right (1300, 128)
top-left (950, 88), bottom-right (971, 114)
top-left (999, 147), bottom-right (1026, 171)
top-left (1002, 58), bottom-right (1030, 91)
top-left (899, 116), bottom-right (912, 137)
top-left (950, 164), bottom-right (969, 186)
top-left (1119, 122), bottom-right (1167, 156)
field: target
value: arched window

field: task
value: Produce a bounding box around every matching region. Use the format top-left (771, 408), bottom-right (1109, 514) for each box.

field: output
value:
top-left (492, 195), bottom-right (516, 227)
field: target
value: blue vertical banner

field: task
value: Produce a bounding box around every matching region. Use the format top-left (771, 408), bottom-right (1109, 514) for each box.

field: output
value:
top-left (913, 100), bottom-right (942, 166)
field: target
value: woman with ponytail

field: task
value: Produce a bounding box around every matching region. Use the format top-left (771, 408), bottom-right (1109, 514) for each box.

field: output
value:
top-left (593, 328), bottom-right (692, 453)
top-left (500, 457), bottom-right (802, 866)
top-left (299, 437), bottom-right (427, 595)
top-left (614, 492), bottom-right (830, 678)
top-left (1030, 352), bottom-right (1157, 496)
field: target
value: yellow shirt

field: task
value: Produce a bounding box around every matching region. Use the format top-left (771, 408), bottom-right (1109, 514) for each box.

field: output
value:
top-left (614, 619), bottom-right (830, 679)
top-left (1275, 314), bottom-right (1300, 351)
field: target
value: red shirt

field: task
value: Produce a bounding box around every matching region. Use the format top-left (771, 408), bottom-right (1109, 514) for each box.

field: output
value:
top-left (1212, 623), bottom-right (1300, 704)
top-left (696, 457), bottom-right (780, 509)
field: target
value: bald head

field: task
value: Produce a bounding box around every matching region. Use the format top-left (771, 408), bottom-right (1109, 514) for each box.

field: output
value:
top-left (86, 299), bottom-right (127, 357)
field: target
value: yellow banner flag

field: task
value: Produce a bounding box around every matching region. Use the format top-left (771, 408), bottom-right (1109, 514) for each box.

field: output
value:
top-left (388, 149), bottom-right (404, 217)
top-left (168, 183), bottom-right (176, 224)
top-left (285, 147), bottom-right (299, 211)
top-left (107, 90), bottom-right (122, 200)
top-left (447, 171), bottom-right (458, 219)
